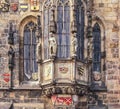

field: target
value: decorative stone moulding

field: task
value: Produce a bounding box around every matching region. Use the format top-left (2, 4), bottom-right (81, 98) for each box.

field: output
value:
top-left (42, 85), bottom-right (87, 98)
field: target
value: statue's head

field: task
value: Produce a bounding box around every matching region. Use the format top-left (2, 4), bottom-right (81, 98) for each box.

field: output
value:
top-left (93, 71), bottom-right (101, 81)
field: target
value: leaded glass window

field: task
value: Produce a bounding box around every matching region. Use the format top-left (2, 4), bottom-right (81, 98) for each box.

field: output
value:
top-left (23, 22), bottom-right (38, 81)
top-left (57, 0), bottom-right (70, 58)
top-left (93, 23), bottom-right (101, 72)
top-left (76, 1), bottom-right (84, 60)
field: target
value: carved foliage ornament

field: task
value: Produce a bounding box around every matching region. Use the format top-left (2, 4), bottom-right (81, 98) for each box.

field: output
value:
top-left (0, 0), bottom-right (10, 12)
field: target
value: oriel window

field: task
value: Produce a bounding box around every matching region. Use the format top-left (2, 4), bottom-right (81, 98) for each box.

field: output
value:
top-left (57, 0), bottom-right (70, 58)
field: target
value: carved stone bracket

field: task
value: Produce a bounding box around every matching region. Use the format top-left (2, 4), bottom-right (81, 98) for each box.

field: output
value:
top-left (42, 85), bottom-right (87, 97)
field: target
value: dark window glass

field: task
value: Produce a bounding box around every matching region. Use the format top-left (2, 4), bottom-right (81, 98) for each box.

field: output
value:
top-left (57, 3), bottom-right (70, 58)
top-left (76, 3), bottom-right (84, 60)
top-left (93, 23), bottom-right (101, 72)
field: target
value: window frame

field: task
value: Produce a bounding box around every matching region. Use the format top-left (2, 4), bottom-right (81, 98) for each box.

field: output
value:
top-left (56, 0), bottom-right (71, 59)
top-left (92, 21), bottom-right (106, 73)
top-left (23, 21), bottom-right (38, 81)
top-left (76, 1), bottom-right (85, 61)
top-left (19, 16), bottom-right (40, 86)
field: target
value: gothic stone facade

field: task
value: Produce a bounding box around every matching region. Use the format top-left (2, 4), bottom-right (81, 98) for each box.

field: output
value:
top-left (0, 0), bottom-right (119, 109)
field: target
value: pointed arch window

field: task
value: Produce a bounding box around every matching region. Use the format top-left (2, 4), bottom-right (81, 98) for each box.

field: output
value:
top-left (57, 0), bottom-right (70, 58)
top-left (76, 1), bottom-right (85, 60)
top-left (23, 21), bottom-right (38, 81)
top-left (93, 23), bottom-right (101, 72)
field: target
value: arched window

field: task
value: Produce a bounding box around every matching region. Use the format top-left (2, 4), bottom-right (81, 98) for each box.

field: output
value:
top-left (76, 1), bottom-right (85, 60)
top-left (93, 23), bottom-right (101, 72)
top-left (43, 0), bottom-right (52, 59)
top-left (57, 0), bottom-right (70, 58)
top-left (23, 21), bottom-right (38, 81)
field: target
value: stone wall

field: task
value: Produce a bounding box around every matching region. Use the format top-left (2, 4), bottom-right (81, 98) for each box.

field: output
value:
top-left (94, 0), bottom-right (120, 108)
top-left (0, 0), bottom-right (120, 109)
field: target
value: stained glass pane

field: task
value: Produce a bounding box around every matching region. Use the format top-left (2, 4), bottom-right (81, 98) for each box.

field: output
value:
top-left (23, 22), bottom-right (38, 81)
top-left (57, 3), bottom-right (70, 58)
top-left (93, 23), bottom-right (101, 72)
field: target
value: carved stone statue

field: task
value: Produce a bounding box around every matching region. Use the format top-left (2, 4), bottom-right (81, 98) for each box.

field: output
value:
top-left (87, 38), bottom-right (93, 60)
top-left (71, 35), bottom-right (78, 57)
top-left (93, 71), bottom-right (101, 81)
top-left (36, 42), bottom-right (41, 62)
top-left (8, 22), bottom-right (14, 45)
top-left (8, 46), bottom-right (15, 70)
top-left (90, 71), bottom-right (107, 91)
top-left (49, 35), bottom-right (57, 58)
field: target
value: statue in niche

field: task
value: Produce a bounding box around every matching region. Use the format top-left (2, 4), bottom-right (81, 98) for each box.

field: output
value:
top-left (87, 38), bottom-right (93, 60)
top-left (36, 41), bottom-right (41, 62)
top-left (8, 46), bottom-right (15, 71)
top-left (0, 0), bottom-right (10, 12)
top-left (49, 35), bottom-right (57, 58)
top-left (71, 34), bottom-right (78, 57)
